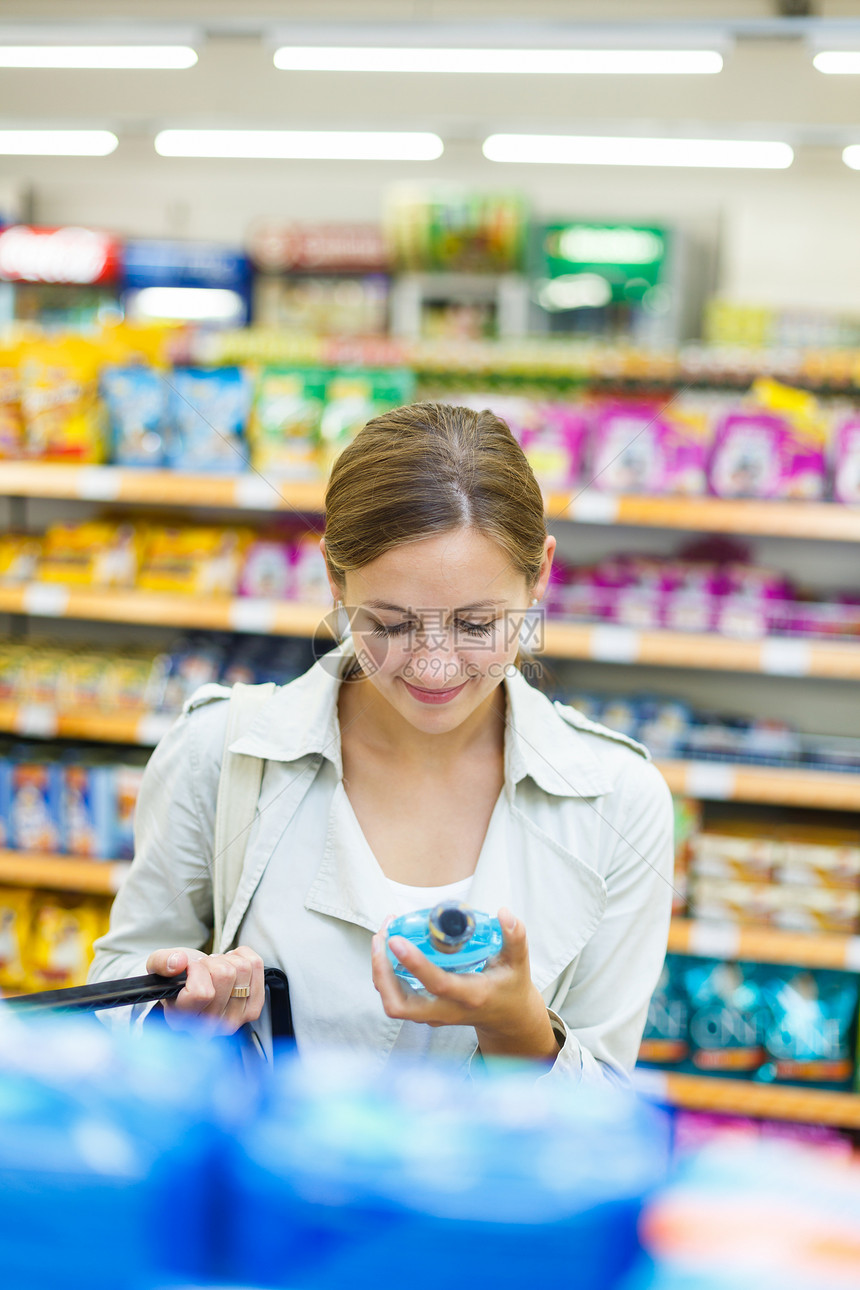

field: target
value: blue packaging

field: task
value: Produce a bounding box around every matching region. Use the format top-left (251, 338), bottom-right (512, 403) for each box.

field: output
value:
top-left (102, 365), bottom-right (169, 466)
top-left (638, 959), bottom-right (689, 1070)
top-left (167, 366), bottom-right (252, 473)
top-left (9, 755), bottom-right (62, 853)
top-left (755, 966), bottom-right (859, 1091)
top-left (112, 764), bottom-right (144, 861)
top-left (683, 958), bottom-right (768, 1078)
top-left (61, 761), bottom-right (115, 859)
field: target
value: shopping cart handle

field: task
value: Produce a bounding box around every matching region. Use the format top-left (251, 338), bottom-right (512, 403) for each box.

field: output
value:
top-left (3, 971), bottom-right (191, 1014)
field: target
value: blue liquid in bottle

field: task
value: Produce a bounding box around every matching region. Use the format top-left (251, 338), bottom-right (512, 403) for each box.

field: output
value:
top-left (386, 902), bottom-right (504, 992)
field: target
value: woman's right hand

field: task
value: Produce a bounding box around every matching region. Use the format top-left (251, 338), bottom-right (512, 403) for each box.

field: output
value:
top-left (144, 945), bottom-right (265, 1035)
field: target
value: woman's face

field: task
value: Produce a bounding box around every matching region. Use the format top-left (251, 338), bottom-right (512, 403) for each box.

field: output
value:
top-left (324, 526), bottom-right (555, 734)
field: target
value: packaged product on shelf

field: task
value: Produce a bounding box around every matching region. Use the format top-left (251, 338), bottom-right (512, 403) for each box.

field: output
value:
top-left (768, 884), bottom-right (860, 934)
top-left (138, 525), bottom-right (253, 596)
top-left (687, 877), bottom-right (776, 926)
top-left (638, 959), bottom-right (690, 1067)
top-left (61, 761), bottom-right (116, 860)
top-left (0, 887), bottom-right (31, 990)
top-left (0, 345), bottom-right (24, 457)
top-left (708, 379), bottom-right (828, 500)
top-left (684, 958), bottom-right (767, 1076)
top-left (671, 796), bottom-right (701, 915)
top-left (166, 366), bottom-right (252, 473)
top-left (114, 764), bottom-right (145, 860)
top-left (20, 646), bottom-right (70, 707)
top-left (8, 757), bottom-right (62, 853)
top-left (290, 530), bottom-right (332, 605)
top-left (771, 822), bottom-right (860, 890)
top-left (152, 636), bottom-right (227, 711)
top-left (238, 535), bottom-right (293, 600)
top-left (37, 520), bottom-right (143, 588)
top-left (0, 750), bottom-right (9, 847)
top-left (19, 337), bottom-right (109, 462)
top-left (832, 414), bottom-right (860, 504)
top-left (589, 401), bottom-right (710, 495)
top-left (247, 366), bottom-right (326, 480)
top-left (0, 533), bottom-right (41, 584)
top-left (0, 644), bottom-right (27, 702)
top-left (25, 893), bottom-right (109, 990)
top-left (101, 651), bottom-right (165, 712)
top-left (689, 827), bottom-right (774, 884)
top-left (318, 368), bottom-right (416, 474)
top-left (519, 402), bottom-right (589, 494)
top-left (756, 966), bottom-right (859, 1090)
top-left (102, 364), bottom-right (170, 467)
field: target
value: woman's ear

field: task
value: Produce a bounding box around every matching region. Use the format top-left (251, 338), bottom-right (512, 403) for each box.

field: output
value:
top-left (532, 535), bottom-right (556, 602)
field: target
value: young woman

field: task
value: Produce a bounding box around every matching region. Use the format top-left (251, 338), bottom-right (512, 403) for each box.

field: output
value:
top-left (89, 403), bottom-right (674, 1084)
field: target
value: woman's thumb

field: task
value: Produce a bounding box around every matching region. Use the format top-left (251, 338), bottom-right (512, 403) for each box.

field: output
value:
top-left (146, 947), bottom-right (190, 975)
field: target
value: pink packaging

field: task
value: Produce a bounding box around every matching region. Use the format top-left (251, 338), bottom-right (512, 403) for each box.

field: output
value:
top-left (833, 416), bottom-right (860, 504)
top-left (290, 532), bottom-right (331, 606)
top-left (709, 411), bottom-right (827, 499)
top-left (238, 539), bottom-right (293, 600)
top-left (519, 403), bottom-right (589, 493)
top-left (589, 402), bottom-right (709, 495)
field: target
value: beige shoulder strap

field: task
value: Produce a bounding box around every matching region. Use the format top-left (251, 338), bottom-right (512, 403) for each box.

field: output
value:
top-left (213, 681), bottom-right (276, 953)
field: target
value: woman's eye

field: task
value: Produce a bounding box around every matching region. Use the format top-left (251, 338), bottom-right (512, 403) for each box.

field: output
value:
top-left (370, 622), bottom-right (413, 638)
top-left (455, 619), bottom-right (495, 638)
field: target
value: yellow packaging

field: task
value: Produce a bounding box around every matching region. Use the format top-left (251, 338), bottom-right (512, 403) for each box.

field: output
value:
top-left (689, 828), bottom-right (775, 883)
top-left (20, 337), bottom-right (109, 462)
top-left (137, 525), bottom-right (253, 595)
top-left (0, 643), bottom-right (28, 702)
top-left (37, 520), bottom-right (142, 587)
top-left (0, 347), bottom-right (24, 458)
top-left (0, 532), bottom-right (41, 583)
top-left (688, 877), bottom-right (776, 926)
top-left (0, 887), bottom-right (32, 991)
top-left (26, 894), bottom-right (106, 991)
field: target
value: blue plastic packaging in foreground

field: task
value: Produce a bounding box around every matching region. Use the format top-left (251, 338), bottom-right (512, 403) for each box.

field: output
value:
top-left (386, 901), bottom-right (503, 989)
top-left (226, 1050), bottom-right (671, 1290)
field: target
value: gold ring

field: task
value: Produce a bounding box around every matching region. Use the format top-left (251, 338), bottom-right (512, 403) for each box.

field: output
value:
top-left (230, 986), bottom-right (251, 999)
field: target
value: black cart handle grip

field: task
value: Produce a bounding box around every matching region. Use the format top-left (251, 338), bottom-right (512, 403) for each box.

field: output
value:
top-left (3, 971), bottom-right (191, 1014)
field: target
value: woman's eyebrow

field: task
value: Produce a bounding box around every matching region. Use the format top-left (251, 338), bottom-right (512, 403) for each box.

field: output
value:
top-left (364, 599), bottom-right (508, 612)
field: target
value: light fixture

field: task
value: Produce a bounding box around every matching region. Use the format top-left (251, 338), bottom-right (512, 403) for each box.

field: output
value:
top-left (483, 134), bottom-right (793, 169)
top-left (154, 129), bottom-right (444, 160)
top-left (273, 46), bottom-right (722, 74)
top-left (0, 46), bottom-right (197, 69)
top-left (814, 51), bottom-right (860, 74)
top-left (0, 130), bottom-right (118, 156)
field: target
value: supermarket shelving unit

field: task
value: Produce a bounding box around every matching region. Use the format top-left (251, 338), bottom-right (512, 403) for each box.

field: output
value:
top-left (3, 430), bottom-right (860, 1129)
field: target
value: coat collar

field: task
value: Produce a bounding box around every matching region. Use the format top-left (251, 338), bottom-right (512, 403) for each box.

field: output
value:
top-left (228, 640), bottom-right (615, 800)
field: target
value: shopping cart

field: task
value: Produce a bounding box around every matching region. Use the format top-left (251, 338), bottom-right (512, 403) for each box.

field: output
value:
top-left (1, 967), bottom-right (295, 1060)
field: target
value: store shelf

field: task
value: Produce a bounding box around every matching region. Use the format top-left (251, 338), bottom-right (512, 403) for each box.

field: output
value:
top-left (0, 702), bottom-right (174, 744)
top-left (541, 621), bottom-right (860, 679)
top-left (4, 463), bottom-right (860, 542)
top-left (656, 760), bottom-right (860, 809)
top-left (0, 851), bottom-right (130, 894)
top-left (0, 462), bottom-right (326, 512)
top-left (0, 585), bottom-right (330, 636)
top-left (635, 1068), bottom-right (860, 1128)
top-left (667, 918), bottom-right (860, 971)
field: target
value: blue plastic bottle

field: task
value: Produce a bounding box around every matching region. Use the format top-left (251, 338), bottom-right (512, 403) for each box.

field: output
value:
top-left (386, 901), bottom-right (503, 990)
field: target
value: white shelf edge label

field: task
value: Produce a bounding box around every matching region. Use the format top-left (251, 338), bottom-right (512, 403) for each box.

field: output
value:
top-left (235, 476), bottom-right (280, 510)
top-left (23, 584), bottom-right (69, 617)
top-left (570, 490), bottom-right (619, 525)
top-left (229, 599), bottom-right (277, 634)
top-left (589, 625), bottom-right (640, 663)
top-left (15, 704), bottom-right (58, 738)
top-left (844, 937), bottom-right (860, 973)
top-left (688, 922), bottom-right (742, 960)
top-left (760, 638), bottom-right (812, 676)
top-left (685, 763), bottom-right (737, 801)
top-left (136, 713), bottom-right (175, 745)
top-left (77, 467), bottom-right (121, 501)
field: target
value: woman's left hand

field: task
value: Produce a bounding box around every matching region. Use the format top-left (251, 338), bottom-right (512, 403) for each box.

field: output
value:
top-left (371, 907), bottom-right (561, 1062)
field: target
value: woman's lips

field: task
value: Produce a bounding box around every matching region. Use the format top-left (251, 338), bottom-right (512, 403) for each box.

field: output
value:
top-left (402, 679), bottom-right (469, 705)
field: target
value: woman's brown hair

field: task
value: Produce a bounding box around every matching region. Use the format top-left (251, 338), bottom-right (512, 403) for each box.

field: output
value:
top-left (323, 401), bottom-right (547, 593)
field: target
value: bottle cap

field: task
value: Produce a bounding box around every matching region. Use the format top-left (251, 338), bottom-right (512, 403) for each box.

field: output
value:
top-left (428, 901), bottom-right (476, 954)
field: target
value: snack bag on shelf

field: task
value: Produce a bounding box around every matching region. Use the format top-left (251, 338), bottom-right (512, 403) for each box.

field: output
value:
top-left (61, 761), bottom-right (116, 859)
top-left (238, 536), bottom-right (293, 600)
top-left (25, 893), bottom-right (108, 990)
top-left (166, 366), bottom-right (252, 473)
top-left (0, 346), bottom-right (24, 457)
top-left (670, 796), bottom-right (701, 915)
top-left (19, 647), bottom-right (67, 707)
top-left (9, 758), bottom-right (62, 853)
top-left (768, 885), bottom-right (860, 934)
top-left (756, 966), bottom-right (859, 1090)
top-left (290, 531), bottom-right (332, 605)
top-left (19, 337), bottom-right (109, 462)
top-left (247, 366), bottom-right (325, 480)
top-left (154, 637), bottom-right (227, 712)
top-left (684, 958), bottom-right (768, 1077)
top-left (708, 379), bottom-right (828, 499)
top-left (832, 415), bottom-right (860, 504)
top-left (689, 826), bottom-right (775, 884)
top-left (637, 958), bottom-right (690, 1068)
top-left (37, 520), bottom-right (143, 588)
top-left (0, 533), bottom-right (41, 584)
top-left (114, 764), bottom-right (145, 860)
top-left (774, 823), bottom-right (860, 890)
top-left (589, 401), bottom-right (709, 495)
top-left (102, 364), bottom-right (170, 467)
top-left (56, 649), bottom-right (118, 711)
top-left (103, 652), bottom-right (164, 712)
top-left (519, 402), bottom-right (589, 494)
top-left (0, 643), bottom-right (28, 702)
top-left (137, 525), bottom-right (253, 596)
top-left (318, 368), bottom-right (415, 474)
top-left (0, 887), bottom-right (31, 990)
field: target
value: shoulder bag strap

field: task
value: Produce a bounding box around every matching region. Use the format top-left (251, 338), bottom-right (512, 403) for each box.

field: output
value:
top-left (213, 680), bottom-right (276, 954)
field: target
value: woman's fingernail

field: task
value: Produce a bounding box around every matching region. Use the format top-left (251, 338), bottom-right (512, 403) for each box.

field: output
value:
top-left (167, 952), bottom-right (180, 971)
top-left (500, 909), bottom-right (517, 932)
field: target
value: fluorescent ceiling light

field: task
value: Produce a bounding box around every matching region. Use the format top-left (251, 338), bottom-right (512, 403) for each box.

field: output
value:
top-left (483, 134), bottom-right (793, 169)
top-left (0, 45), bottom-right (197, 69)
top-left (154, 129), bottom-right (443, 160)
top-left (128, 287), bottom-right (245, 323)
top-left (274, 46), bottom-right (722, 74)
top-left (0, 130), bottom-right (118, 156)
top-left (814, 51), bottom-right (860, 74)
top-left (842, 145), bottom-right (860, 170)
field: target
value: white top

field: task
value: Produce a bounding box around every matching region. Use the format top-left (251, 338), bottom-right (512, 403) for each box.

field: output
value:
top-left (90, 640), bottom-right (674, 1086)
